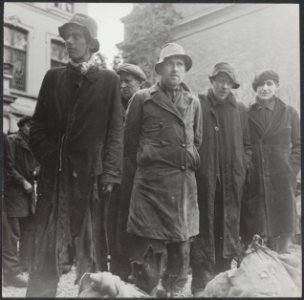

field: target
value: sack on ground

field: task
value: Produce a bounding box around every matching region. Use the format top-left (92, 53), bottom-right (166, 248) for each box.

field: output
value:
top-left (202, 235), bottom-right (301, 297)
top-left (78, 271), bottom-right (150, 298)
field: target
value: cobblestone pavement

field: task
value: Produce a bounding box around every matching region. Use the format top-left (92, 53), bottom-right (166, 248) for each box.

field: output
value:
top-left (2, 267), bottom-right (192, 298)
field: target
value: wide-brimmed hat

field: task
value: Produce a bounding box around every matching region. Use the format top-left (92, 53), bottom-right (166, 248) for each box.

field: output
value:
top-left (58, 13), bottom-right (99, 52)
top-left (117, 63), bottom-right (147, 82)
top-left (209, 62), bottom-right (240, 89)
top-left (155, 43), bottom-right (192, 74)
top-left (252, 70), bottom-right (279, 91)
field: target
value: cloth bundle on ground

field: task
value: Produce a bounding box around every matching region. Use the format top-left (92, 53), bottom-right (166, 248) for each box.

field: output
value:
top-left (199, 235), bottom-right (301, 297)
top-left (78, 272), bottom-right (150, 298)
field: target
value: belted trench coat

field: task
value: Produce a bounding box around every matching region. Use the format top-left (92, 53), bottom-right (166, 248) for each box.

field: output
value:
top-left (29, 64), bottom-right (123, 279)
top-left (125, 82), bottom-right (202, 242)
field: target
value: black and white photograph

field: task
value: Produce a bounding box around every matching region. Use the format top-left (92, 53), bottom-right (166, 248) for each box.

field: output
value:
top-left (2, 2), bottom-right (302, 298)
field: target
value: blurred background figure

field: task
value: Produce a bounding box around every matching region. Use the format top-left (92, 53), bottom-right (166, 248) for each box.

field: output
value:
top-left (3, 117), bottom-right (39, 287)
top-left (117, 63), bottom-right (146, 111)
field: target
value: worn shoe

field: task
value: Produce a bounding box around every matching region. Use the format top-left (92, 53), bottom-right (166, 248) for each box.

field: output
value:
top-left (3, 273), bottom-right (28, 288)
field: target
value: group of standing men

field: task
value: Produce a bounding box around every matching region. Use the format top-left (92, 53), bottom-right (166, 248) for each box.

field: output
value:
top-left (2, 13), bottom-right (300, 297)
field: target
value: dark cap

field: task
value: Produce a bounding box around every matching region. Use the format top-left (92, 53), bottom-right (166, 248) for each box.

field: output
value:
top-left (17, 116), bottom-right (32, 128)
top-left (252, 70), bottom-right (280, 91)
top-left (58, 13), bottom-right (99, 53)
top-left (209, 62), bottom-right (240, 89)
top-left (117, 63), bottom-right (147, 82)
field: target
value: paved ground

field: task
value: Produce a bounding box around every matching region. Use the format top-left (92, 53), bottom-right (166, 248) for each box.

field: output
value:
top-left (2, 267), bottom-right (192, 298)
top-left (2, 267), bottom-right (78, 298)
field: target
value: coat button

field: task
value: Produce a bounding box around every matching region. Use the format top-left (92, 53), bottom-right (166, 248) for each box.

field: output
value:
top-left (181, 143), bottom-right (186, 148)
top-left (160, 140), bottom-right (164, 146)
top-left (180, 165), bottom-right (185, 171)
top-left (159, 122), bottom-right (164, 127)
top-left (215, 126), bottom-right (219, 131)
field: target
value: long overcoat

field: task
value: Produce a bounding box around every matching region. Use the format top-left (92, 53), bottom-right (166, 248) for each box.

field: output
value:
top-left (192, 89), bottom-right (252, 264)
top-left (29, 64), bottom-right (123, 279)
top-left (241, 97), bottom-right (300, 239)
top-left (5, 132), bottom-right (39, 217)
top-left (125, 82), bottom-right (202, 242)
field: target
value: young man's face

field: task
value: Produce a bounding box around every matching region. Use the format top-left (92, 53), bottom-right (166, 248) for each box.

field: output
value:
top-left (211, 73), bottom-right (234, 101)
top-left (256, 80), bottom-right (278, 100)
top-left (64, 25), bottom-right (92, 63)
top-left (159, 57), bottom-right (186, 89)
top-left (119, 72), bottom-right (142, 100)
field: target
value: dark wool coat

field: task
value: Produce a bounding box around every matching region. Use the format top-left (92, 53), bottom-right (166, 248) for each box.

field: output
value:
top-left (192, 89), bottom-right (252, 264)
top-left (125, 82), bottom-right (202, 242)
top-left (241, 97), bottom-right (300, 239)
top-left (29, 64), bottom-right (123, 279)
top-left (5, 132), bottom-right (39, 217)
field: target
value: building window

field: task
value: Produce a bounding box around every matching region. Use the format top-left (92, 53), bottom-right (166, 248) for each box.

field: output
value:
top-left (4, 24), bottom-right (27, 91)
top-left (51, 40), bottom-right (69, 68)
top-left (53, 3), bottom-right (74, 13)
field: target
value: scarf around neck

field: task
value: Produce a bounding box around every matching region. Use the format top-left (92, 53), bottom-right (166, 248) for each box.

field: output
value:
top-left (69, 54), bottom-right (97, 74)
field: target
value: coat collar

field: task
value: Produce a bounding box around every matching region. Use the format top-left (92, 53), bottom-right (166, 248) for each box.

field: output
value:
top-left (206, 88), bottom-right (237, 108)
top-left (66, 63), bottom-right (99, 83)
top-left (249, 97), bottom-right (287, 139)
top-left (147, 82), bottom-right (193, 121)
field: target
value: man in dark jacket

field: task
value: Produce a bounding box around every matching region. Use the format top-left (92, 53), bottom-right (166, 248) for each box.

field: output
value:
top-left (124, 43), bottom-right (202, 296)
top-left (107, 63), bottom-right (146, 281)
top-left (3, 129), bottom-right (35, 288)
top-left (190, 62), bottom-right (252, 296)
top-left (241, 70), bottom-right (300, 253)
top-left (3, 117), bottom-right (39, 287)
top-left (26, 13), bottom-right (123, 297)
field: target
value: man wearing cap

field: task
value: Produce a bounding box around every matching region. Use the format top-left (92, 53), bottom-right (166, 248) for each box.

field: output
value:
top-left (190, 62), bottom-right (252, 296)
top-left (3, 118), bottom-right (39, 287)
top-left (241, 70), bottom-right (300, 253)
top-left (124, 43), bottom-right (202, 296)
top-left (105, 63), bottom-right (146, 281)
top-left (26, 13), bottom-right (123, 297)
top-left (117, 63), bottom-right (147, 111)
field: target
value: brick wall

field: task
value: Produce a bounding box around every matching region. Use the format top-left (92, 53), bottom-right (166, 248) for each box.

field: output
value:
top-left (172, 4), bottom-right (300, 112)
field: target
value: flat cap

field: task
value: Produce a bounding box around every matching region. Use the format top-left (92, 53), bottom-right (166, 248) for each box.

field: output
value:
top-left (117, 63), bottom-right (146, 82)
top-left (252, 70), bottom-right (279, 91)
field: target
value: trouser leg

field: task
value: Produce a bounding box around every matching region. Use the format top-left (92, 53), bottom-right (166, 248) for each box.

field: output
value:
top-left (110, 252), bottom-right (131, 281)
top-left (26, 256), bottom-right (59, 297)
top-left (2, 214), bottom-right (22, 278)
top-left (19, 215), bottom-right (35, 272)
top-left (162, 240), bottom-right (190, 295)
top-left (26, 237), bottom-right (59, 297)
top-left (5, 217), bottom-right (22, 276)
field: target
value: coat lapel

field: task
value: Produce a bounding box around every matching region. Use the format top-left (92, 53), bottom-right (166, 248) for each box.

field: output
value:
top-left (150, 84), bottom-right (184, 122)
top-left (249, 98), bottom-right (286, 140)
top-left (262, 98), bottom-right (286, 138)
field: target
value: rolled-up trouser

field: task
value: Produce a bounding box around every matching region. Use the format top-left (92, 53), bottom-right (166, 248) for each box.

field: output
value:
top-left (129, 235), bottom-right (190, 294)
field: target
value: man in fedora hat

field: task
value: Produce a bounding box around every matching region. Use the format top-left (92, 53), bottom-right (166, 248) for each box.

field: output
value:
top-left (26, 13), bottom-right (123, 297)
top-left (123, 43), bottom-right (202, 296)
top-left (190, 62), bottom-right (252, 296)
top-left (3, 117), bottom-right (39, 287)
